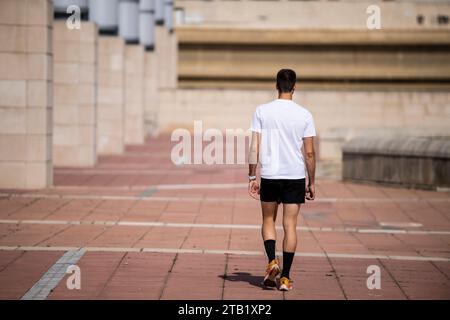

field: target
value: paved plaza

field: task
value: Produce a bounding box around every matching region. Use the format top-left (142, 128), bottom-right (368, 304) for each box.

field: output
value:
top-left (0, 136), bottom-right (449, 300)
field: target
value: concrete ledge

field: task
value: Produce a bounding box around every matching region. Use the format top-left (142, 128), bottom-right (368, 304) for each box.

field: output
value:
top-left (177, 27), bottom-right (450, 88)
top-left (177, 27), bottom-right (450, 45)
top-left (342, 137), bottom-right (450, 189)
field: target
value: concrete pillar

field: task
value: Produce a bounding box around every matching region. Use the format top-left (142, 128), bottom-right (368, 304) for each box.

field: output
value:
top-left (97, 36), bottom-right (125, 154)
top-left (144, 51), bottom-right (160, 136)
top-left (140, 0), bottom-right (159, 136)
top-left (119, 0), bottom-right (139, 44)
top-left (154, 0), bottom-right (167, 89)
top-left (154, 0), bottom-right (164, 25)
top-left (53, 0), bottom-right (88, 13)
top-left (88, 0), bottom-right (119, 34)
top-left (167, 23), bottom-right (178, 88)
top-left (0, 0), bottom-right (53, 189)
top-left (164, 0), bottom-right (173, 33)
top-left (53, 21), bottom-right (98, 167)
top-left (124, 45), bottom-right (145, 144)
top-left (140, 0), bottom-right (156, 51)
top-left (155, 27), bottom-right (174, 89)
top-left (155, 0), bottom-right (177, 89)
top-left (164, 0), bottom-right (177, 88)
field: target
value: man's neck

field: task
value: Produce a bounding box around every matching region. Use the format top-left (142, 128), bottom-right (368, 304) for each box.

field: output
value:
top-left (278, 92), bottom-right (293, 100)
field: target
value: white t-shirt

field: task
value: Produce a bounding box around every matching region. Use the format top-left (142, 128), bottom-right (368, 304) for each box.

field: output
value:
top-left (250, 99), bottom-right (316, 179)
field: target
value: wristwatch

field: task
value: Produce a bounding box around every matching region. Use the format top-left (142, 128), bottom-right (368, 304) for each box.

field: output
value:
top-left (248, 175), bottom-right (257, 181)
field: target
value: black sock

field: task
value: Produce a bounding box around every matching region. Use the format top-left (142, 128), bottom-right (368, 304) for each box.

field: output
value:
top-left (281, 251), bottom-right (295, 279)
top-left (263, 239), bottom-right (276, 262)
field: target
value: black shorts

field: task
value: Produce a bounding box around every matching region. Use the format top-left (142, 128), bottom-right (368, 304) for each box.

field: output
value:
top-left (260, 178), bottom-right (306, 204)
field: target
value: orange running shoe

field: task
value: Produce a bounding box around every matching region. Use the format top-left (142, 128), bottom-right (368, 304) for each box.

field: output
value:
top-left (279, 277), bottom-right (293, 291)
top-left (262, 259), bottom-right (280, 287)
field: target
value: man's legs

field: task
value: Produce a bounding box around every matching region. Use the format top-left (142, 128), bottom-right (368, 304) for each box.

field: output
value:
top-left (281, 203), bottom-right (301, 280)
top-left (261, 201), bottom-right (278, 261)
top-left (261, 201), bottom-right (280, 287)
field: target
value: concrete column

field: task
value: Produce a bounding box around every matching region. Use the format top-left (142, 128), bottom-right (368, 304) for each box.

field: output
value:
top-left (144, 50), bottom-right (159, 136)
top-left (97, 36), bottom-right (125, 154)
top-left (167, 22), bottom-right (178, 88)
top-left (88, 0), bottom-right (119, 34)
top-left (53, 0), bottom-right (88, 13)
top-left (140, 0), bottom-right (159, 136)
top-left (164, 0), bottom-right (173, 33)
top-left (139, 0), bottom-right (156, 51)
top-left (154, 0), bottom-right (169, 89)
top-left (53, 21), bottom-right (98, 167)
top-left (119, 0), bottom-right (139, 44)
top-left (154, 0), bottom-right (164, 25)
top-left (164, 0), bottom-right (177, 88)
top-left (155, 26), bottom-right (177, 89)
top-left (124, 45), bottom-right (145, 144)
top-left (0, 0), bottom-right (53, 189)
top-left (155, 0), bottom-right (177, 89)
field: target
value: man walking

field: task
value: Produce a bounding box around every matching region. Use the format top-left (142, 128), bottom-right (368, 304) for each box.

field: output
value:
top-left (248, 69), bottom-right (316, 291)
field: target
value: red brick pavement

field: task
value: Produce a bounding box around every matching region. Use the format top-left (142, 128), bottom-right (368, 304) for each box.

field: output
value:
top-left (0, 136), bottom-right (449, 299)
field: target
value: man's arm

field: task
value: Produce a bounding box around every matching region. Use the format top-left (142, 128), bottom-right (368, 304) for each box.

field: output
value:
top-left (248, 131), bottom-right (259, 176)
top-left (248, 131), bottom-right (260, 199)
top-left (303, 136), bottom-right (316, 200)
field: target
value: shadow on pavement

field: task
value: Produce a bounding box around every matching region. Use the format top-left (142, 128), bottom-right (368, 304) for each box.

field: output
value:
top-left (219, 272), bottom-right (277, 290)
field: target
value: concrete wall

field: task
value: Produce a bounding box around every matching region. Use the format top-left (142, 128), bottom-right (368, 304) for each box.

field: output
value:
top-left (0, 0), bottom-right (53, 189)
top-left (53, 21), bottom-right (97, 167)
top-left (176, 0), bottom-right (450, 29)
top-left (177, 28), bottom-right (450, 88)
top-left (97, 36), bottom-right (125, 155)
top-left (342, 137), bottom-right (450, 189)
top-left (157, 88), bottom-right (450, 160)
top-left (124, 44), bottom-right (145, 144)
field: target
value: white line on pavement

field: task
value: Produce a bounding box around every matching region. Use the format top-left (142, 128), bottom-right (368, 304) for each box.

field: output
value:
top-left (157, 183), bottom-right (248, 190)
top-left (0, 219), bottom-right (449, 235)
top-left (379, 222), bottom-right (423, 228)
top-left (1, 245), bottom-right (449, 262)
top-left (52, 183), bottom-right (248, 191)
top-left (1, 192), bottom-right (449, 203)
top-left (55, 169), bottom-right (194, 175)
top-left (21, 249), bottom-right (86, 300)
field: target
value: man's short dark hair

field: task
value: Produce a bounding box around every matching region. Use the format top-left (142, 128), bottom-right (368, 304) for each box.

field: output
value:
top-left (276, 69), bottom-right (296, 93)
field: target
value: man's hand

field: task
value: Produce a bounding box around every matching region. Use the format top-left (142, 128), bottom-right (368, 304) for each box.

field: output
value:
top-left (248, 180), bottom-right (260, 200)
top-left (306, 184), bottom-right (315, 200)
top-left (303, 136), bottom-right (316, 201)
